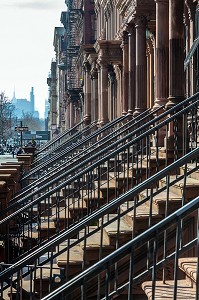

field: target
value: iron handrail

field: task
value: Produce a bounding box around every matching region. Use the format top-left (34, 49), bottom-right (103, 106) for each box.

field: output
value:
top-left (18, 108), bottom-right (152, 194)
top-left (0, 144), bottom-right (198, 282)
top-left (21, 90), bottom-right (199, 182)
top-left (41, 195), bottom-right (199, 300)
top-left (24, 89), bottom-right (199, 178)
top-left (35, 120), bottom-right (84, 156)
top-left (32, 120), bottom-right (97, 166)
top-left (22, 113), bottom-right (131, 180)
top-left (0, 96), bottom-right (198, 221)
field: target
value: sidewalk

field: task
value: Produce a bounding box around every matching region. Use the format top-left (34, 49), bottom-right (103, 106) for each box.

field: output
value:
top-left (0, 154), bottom-right (18, 163)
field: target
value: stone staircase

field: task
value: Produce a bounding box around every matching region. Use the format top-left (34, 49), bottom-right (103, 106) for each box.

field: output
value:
top-left (1, 144), bottom-right (199, 299)
top-left (142, 257), bottom-right (197, 299)
top-left (3, 152), bottom-right (197, 299)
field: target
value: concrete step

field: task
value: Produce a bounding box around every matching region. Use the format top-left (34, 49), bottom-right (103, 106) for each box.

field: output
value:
top-left (79, 228), bottom-right (114, 263)
top-left (178, 257), bottom-right (197, 286)
top-left (139, 190), bottom-right (182, 215)
top-left (36, 220), bottom-right (57, 238)
top-left (57, 242), bottom-right (89, 278)
top-left (180, 163), bottom-right (199, 180)
top-left (97, 179), bottom-right (117, 199)
top-left (142, 257), bottom-right (198, 299)
top-left (159, 176), bottom-right (199, 201)
top-left (51, 207), bottom-right (72, 229)
top-left (34, 263), bottom-right (63, 295)
top-left (102, 214), bottom-right (133, 246)
top-left (142, 279), bottom-right (196, 299)
top-left (121, 201), bottom-right (162, 233)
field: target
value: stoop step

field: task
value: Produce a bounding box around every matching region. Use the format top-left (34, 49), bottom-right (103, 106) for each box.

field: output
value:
top-left (57, 242), bottom-right (89, 278)
top-left (142, 279), bottom-right (196, 299)
top-left (142, 257), bottom-right (198, 299)
top-left (102, 214), bottom-right (133, 246)
top-left (79, 228), bottom-right (114, 263)
top-left (121, 200), bottom-right (162, 233)
top-left (139, 190), bottom-right (182, 215)
top-left (159, 176), bottom-right (199, 200)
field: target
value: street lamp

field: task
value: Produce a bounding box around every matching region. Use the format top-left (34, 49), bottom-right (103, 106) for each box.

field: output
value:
top-left (15, 121), bottom-right (29, 147)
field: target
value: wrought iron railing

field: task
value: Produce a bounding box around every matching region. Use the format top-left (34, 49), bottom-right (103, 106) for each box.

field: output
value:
top-left (32, 120), bottom-right (97, 167)
top-left (21, 114), bottom-right (131, 183)
top-left (35, 120), bottom-right (85, 158)
top-left (0, 144), bottom-right (199, 299)
top-left (42, 190), bottom-right (199, 300)
top-left (19, 110), bottom-right (152, 190)
top-left (0, 93), bottom-right (198, 266)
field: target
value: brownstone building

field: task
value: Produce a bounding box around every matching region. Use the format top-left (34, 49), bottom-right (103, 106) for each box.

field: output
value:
top-left (1, 1), bottom-right (199, 299)
top-left (49, 0), bottom-right (199, 145)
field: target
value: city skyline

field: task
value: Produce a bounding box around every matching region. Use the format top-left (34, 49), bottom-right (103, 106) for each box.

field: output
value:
top-left (0, 0), bottom-right (66, 118)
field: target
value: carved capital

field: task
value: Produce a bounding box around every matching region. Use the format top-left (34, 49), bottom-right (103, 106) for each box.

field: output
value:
top-left (127, 23), bottom-right (136, 36)
top-left (113, 64), bottom-right (122, 81)
top-left (134, 15), bottom-right (148, 28)
top-left (90, 61), bottom-right (98, 79)
top-left (97, 57), bottom-right (109, 68)
top-left (121, 30), bottom-right (129, 49)
top-left (185, 0), bottom-right (197, 22)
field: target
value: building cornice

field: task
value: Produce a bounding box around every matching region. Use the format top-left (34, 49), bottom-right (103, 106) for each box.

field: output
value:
top-left (94, 40), bottom-right (122, 65)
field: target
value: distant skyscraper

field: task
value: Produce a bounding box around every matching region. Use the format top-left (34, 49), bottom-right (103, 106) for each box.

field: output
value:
top-left (45, 98), bottom-right (49, 119)
top-left (30, 87), bottom-right (35, 112)
top-left (12, 87), bottom-right (39, 119)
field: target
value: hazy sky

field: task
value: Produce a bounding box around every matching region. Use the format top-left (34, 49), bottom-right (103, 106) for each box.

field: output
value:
top-left (0, 0), bottom-right (66, 118)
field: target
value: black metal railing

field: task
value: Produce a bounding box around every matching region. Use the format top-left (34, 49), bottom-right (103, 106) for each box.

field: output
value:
top-left (0, 93), bottom-right (198, 265)
top-left (35, 120), bottom-right (85, 158)
top-left (0, 144), bottom-right (199, 299)
top-left (41, 193), bottom-right (199, 300)
top-left (21, 114), bottom-right (131, 183)
top-left (19, 109), bottom-right (152, 192)
top-left (32, 120), bottom-right (97, 167)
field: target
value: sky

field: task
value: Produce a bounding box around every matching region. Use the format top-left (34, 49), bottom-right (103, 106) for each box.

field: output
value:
top-left (0, 0), bottom-right (66, 118)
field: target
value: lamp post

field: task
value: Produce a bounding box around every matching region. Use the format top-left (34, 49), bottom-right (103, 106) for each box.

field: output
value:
top-left (15, 121), bottom-right (29, 147)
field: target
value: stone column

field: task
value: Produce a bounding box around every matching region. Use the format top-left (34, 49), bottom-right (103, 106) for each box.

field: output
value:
top-left (97, 63), bottom-right (101, 124)
top-left (65, 103), bottom-right (70, 129)
top-left (153, 0), bottom-right (169, 146)
top-left (166, 0), bottom-right (184, 154)
top-left (108, 67), bottom-right (116, 120)
top-left (133, 15), bottom-right (148, 117)
top-left (153, 0), bottom-right (169, 109)
top-left (127, 24), bottom-right (136, 115)
top-left (69, 102), bottom-right (74, 128)
top-left (99, 59), bottom-right (109, 125)
top-left (166, 0), bottom-right (184, 108)
top-left (83, 61), bottom-right (92, 125)
top-left (121, 31), bottom-right (129, 115)
top-left (90, 61), bottom-right (98, 122)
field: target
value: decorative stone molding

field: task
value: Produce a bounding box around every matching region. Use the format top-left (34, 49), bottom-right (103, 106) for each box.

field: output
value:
top-left (94, 40), bottom-right (123, 65)
top-left (88, 53), bottom-right (98, 80)
top-left (121, 30), bottom-right (129, 49)
top-left (113, 64), bottom-right (122, 81)
top-left (185, 0), bottom-right (197, 22)
top-left (90, 62), bottom-right (98, 80)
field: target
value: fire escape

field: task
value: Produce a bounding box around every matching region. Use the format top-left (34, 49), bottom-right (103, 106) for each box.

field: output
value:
top-left (61, 1), bottom-right (84, 119)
